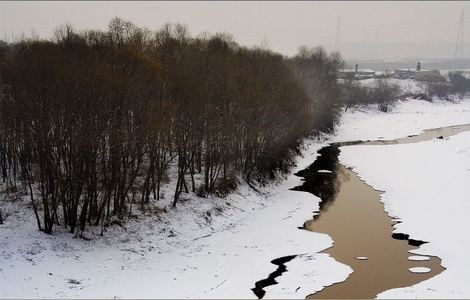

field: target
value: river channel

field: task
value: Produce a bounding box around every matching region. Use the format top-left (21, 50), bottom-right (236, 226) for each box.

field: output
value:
top-left (252, 123), bottom-right (470, 299)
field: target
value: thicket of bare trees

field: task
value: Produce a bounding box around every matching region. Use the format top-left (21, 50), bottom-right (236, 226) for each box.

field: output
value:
top-left (289, 46), bottom-right (344, 133)
top-left (447, 72), bottom-right (470, 97)
top-left (0, 19), bottom-right (343, 234)
top-left (340, 78), bottom-right (402, 112)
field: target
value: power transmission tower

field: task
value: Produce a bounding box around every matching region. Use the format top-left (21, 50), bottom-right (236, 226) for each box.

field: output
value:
top-left (454, 8), bottom-right (464, 58)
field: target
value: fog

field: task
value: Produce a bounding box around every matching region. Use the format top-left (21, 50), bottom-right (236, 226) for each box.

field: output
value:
top-left (1, 1), bottom-right (469, 59)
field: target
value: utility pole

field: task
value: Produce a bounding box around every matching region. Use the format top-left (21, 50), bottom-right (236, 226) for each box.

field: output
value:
top-left (454, 8), bottom-right (464, 58)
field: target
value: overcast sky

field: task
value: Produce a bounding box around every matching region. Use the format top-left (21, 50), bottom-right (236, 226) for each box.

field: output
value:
top-left (1, 1), bottom-right (469, 59)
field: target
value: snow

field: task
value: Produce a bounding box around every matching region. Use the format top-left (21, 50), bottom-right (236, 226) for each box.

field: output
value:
top-left (355, 256), bottom-right (368, 260)
top-left (0, 140), bottom-right (351, 299)
top-left (359, 78), bottom-right (427, 95)
top-left (408, 267), bottom-right (431, 274)
top-left (2, 93), bottom-right (470, 298)
top-left (338, 99), bottom-right (470, 298)
top-left (317, 170), bottom-right (332, 173)
top-left (263, 253), bottom-right (351, 298)
top-left (332, 98), bottom-right (470, 142)
top-left (408, 256), bottom-right (430, 261)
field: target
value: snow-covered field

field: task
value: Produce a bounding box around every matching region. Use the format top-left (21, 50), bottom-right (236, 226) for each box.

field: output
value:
top-left (1, 96), bottom-right (470, 299)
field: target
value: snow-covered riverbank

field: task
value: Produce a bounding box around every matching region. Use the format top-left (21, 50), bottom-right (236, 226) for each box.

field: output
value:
top-left (1, 97), bottom-right (470, 298)
top-left (338, 100), bottom-right (470, 298)
top-left (0, 140), bottom-right (350, 298)
top-left (332, 98), bottom-right (470, 142)
top-left (341, 131), bottom-right (470, 299)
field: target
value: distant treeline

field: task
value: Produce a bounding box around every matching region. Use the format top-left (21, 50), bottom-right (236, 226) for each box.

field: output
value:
top-left (426, 72), bottom-right (470, 99)
top-left (340, 71), bottom-right (470, 112)
top-left (0, 18), bottom-right (343, 233)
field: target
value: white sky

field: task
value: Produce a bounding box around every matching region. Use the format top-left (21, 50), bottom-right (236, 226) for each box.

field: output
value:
top-left (1, 1), bottom-right (469, 59)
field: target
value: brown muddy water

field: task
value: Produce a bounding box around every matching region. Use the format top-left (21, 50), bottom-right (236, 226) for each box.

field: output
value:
top-left (253, 123), bottom-right (470, 299)
top-left (304, 163), bottom-right (443, 299)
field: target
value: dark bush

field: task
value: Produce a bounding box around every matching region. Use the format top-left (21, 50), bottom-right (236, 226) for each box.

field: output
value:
top-left (214, 177), bottom-right (238, 198)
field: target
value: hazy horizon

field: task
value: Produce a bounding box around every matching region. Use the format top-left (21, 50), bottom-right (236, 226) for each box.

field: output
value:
top-left (1, 1), bottom-right (469, 60)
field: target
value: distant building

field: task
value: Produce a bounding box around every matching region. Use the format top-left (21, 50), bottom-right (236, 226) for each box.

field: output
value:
top-left (393, 69), bottom-right (416, 79)
top-left (338, 68), bottom-right (376, 80)
top-left (416, 61), bottom-right (421, 71)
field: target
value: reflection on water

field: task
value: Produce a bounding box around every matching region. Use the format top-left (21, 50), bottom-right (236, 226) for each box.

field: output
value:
top-left (300, 123), bottom-right (470, 298)
top-left (298, 124), bottom-right (470, 298)
top-left (297, 149), bottom-right (444, 299)
top-left (292, 146), bottom-right (343, 215)
top-left (251, 123), bottom-right (470, 299)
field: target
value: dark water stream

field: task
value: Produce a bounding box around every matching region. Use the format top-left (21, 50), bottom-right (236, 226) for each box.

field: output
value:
top-left (252, 123), bottom-right (470, 299)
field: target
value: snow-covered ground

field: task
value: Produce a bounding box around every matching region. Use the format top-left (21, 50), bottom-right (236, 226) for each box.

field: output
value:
top-left (1, 96), bottom-right (470, 299)
top-left (338, 117), bottom-right (470, 298)
top-left (0, 139), bottom-right (352, 298)
top-left (273, 97), bottom-right (470, 299)
top-left (359, 78), bottom-right (427, 95)
top-left (332, 98), bottom-right (470, 142)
